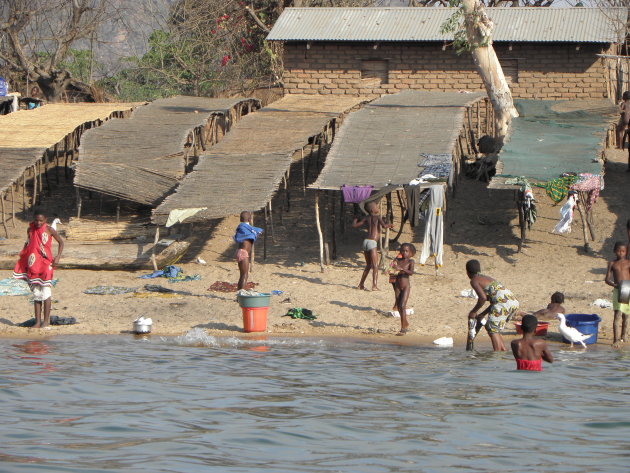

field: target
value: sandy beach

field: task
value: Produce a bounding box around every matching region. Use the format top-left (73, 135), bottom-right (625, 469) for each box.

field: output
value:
top-left (0, 149), bottom-right (628, 347)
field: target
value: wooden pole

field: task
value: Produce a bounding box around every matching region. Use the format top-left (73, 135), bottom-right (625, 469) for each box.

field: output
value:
top-left (575, 198), bottom-right (591, 253)
top-left (263, 203), bottom-right (268, 261)
top-left (10, 184), bottom-right (15, 228)
top-left (476, 100), bottom-right (480, 137)
top-left (331, 191), bottom-right (337, 260)
top-left (283, 173), bottom-right (290, 212)
top-left (32, 165), bottom-right (38, 206)
top-left (268, 200), bottom-right (275, 244)
top-left (116, 199), bottom-right (121, 224)
top-left (315, 191), bottom-right (325, 272)
top-left (22, 175), bottom-right (26, 212)
top-left (301, 148), bottom-right (306, 195)
top-left (339, 191), bottom-right (345, 236)
top-left (150, 225), bottom-right (160, 271)
top-left (516, 191), bottom-right (526, 253)
top-left (1, 194), bottom-right (8, 238)
top-left (76, 188), bottom-right (82, 219)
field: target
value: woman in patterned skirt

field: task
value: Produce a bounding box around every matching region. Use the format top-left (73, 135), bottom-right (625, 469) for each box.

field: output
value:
top-left (466, 259), bottom-right (520, 351)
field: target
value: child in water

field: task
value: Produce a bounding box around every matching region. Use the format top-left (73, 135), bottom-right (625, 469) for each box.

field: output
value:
top-left (389, 243), bottom-right (415, 335)
top-left (466, 259), bottom-right (520, 351)
top-left (511, 314), bottom-right (553, 371)
top-left (533, 292), bottom-right (566, 321)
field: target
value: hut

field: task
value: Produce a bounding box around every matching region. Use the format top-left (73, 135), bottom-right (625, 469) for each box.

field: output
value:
top-left (267, 7), bottom-right (626, 100)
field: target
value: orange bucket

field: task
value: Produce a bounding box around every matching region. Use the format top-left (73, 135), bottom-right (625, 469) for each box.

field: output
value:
top-left (242, 306), bottom-right (268, 333)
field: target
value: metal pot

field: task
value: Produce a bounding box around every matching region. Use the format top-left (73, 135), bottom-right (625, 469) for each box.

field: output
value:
top-left (619, 280), bottom-right (630, 304)
top-left (133, 322), bottom-right (151, 334)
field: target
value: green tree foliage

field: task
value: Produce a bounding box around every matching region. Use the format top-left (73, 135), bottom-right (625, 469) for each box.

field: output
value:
top-left (101, 0), bottom-right (376, 101)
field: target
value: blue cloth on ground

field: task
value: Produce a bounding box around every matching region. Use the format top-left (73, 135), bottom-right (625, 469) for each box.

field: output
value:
top-left (1, 277), bottom-right (57, 295)
top-left (168, 275), bottom-right (201, 283)
top-left (271, 290), bottom-right (283, 295)
top-left (233, 223), bottom-right (263, 243)
top-left (139, 265), bottom-right (182, 279)
top-left (0, 278), bottom-right (31, 296)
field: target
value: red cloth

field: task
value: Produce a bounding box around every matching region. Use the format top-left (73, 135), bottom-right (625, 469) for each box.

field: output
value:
top-left (13, 222), bottom-right (54, 287)
top-left (515, 358), bottom-right (542, 371)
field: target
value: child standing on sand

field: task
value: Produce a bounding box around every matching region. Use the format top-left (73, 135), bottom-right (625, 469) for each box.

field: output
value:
top-left (511, 314), bottom-right (553, 371)
top-left (389, 243), bottom-right (415, 335)
top-left (233, 211), bottom-right (263, 290)
top-left (352, 201), bottom-right (392, 291)
top-left (605, 242), bottom-right (630, 346)
top-left (13, 210), bottom-right (64, 328)
top-left (617, 91), bottom-right (630, 149)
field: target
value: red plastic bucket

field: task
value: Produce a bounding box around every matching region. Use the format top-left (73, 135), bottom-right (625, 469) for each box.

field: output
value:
top-left (514, 321), bottom-right (549, 336)
top-left (242, 307), bottom-right (268, 333)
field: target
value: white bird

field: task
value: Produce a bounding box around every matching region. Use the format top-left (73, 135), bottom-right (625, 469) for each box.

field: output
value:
top-left (51, 218), bottom-right (61, 231)
top-left (556, 313), bottom-right (592, 348)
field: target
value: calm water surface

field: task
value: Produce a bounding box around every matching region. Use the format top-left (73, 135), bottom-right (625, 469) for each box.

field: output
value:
top-left (1, 330), bottom-right (628, 473)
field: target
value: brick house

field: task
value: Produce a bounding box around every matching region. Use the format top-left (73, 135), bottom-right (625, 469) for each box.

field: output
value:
top-left (267, 7), bottom-right (625, 100)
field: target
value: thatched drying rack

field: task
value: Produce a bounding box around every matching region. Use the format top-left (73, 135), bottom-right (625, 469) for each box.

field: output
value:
top-left (73, 96), bottom-right (260, 214)
top-left (150, 94), bottom-right (368, 263)
top-left (0, 103), bottom-right (139, 238)
top-left (310, 90), bottom-right (494, 271)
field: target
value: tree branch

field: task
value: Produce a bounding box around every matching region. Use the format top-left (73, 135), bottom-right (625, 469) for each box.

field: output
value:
top-left (245, 6), bottom-right (270, 33)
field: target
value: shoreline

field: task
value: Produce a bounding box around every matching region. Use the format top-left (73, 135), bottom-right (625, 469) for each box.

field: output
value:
top-left (1, 328), bottom-right (623, 353)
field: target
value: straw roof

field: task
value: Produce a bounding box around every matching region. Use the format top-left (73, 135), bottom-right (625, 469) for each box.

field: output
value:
top-left (0, 103), bottom-right (138, 148)
top-left (152, 95), bottom-right (366, 224)
top-left (74, 96), bottom-right (250, 206)
top-left (312, 90), bottom-right (485, 190)
top-left (0, 102), bottom-right (137, 194)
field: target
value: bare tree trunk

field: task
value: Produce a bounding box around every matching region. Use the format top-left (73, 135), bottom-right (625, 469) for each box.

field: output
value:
top-left (462, 0), bottom-right (518, 141)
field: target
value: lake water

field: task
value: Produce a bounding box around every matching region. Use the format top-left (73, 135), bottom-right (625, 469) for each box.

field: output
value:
top-left (1, 330), bottom-right (628, 473)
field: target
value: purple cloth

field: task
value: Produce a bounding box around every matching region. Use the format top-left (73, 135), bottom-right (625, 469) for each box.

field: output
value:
top-left (342, 185), bottom-right (373, 203)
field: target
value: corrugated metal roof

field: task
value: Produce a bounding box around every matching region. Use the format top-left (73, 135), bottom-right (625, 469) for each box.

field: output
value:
top-left (267, 7), bottom-right (627, 43)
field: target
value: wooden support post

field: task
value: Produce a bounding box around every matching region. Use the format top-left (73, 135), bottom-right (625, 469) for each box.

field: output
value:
top-left (43, 161), bottom-right (51, 196)
top-left (116, 199), bottom-right (121, 223)
top-left (301, 148), bottom-right (306, 195)
top-left (22, 175), bottom-right (26, 212)
top-left (315, 191), bottom-right (325, 272)
top-left (1, 194), bottom-right (8, 238)
top-left (317, 136), bottom-right (323, 170)
top-left (587, 206), bottom-right (596, 241)
top-left (575, 198), bottom-right (591, 253)
top-left (76, 188), bottom-right (82, 219)
top-left (331, 191), bottom-right (337, 260)
top-left (263, 205), bottom-right (268, 261)
top-left (151, 225), bottom-right (160, 271)
top-left (284, 172), bottom-right (290, 212)
top-left (38, 162), bottom-right (43, 196)
top-left (10, 185), bottom-right (15, 228)
top-left (476, 101), bottom-right (480, 137)
top-left (517, 191), bottom-right (526, 253)
top-left (268, 200), bottom-right (275, 244)
top-left (339, 191), bottom-right (345, 236)
top-left (32, 165), bottom-right (38, 206)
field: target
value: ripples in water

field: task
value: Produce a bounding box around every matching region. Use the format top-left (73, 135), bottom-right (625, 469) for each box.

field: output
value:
top-left (1, 331), bottom-right (628, 473)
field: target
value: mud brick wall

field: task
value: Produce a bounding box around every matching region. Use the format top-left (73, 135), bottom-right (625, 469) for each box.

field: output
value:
top-left (282, 42), bottom-right (612, 99)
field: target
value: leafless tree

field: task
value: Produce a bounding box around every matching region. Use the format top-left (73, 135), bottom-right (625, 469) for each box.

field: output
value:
top-left (0, 0), bottom-right (111, 101)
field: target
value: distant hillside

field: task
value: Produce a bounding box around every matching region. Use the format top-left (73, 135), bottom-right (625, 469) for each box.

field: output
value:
top-left (92, 0), bottom-right (175, 77)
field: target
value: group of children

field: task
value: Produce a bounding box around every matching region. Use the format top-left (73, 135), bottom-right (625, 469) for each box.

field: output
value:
top-left (13, 204), bottom-right (629, 372)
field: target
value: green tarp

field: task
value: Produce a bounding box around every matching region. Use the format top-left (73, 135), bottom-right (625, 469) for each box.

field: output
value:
top-left (496, 99), bottom-right (616, 181)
